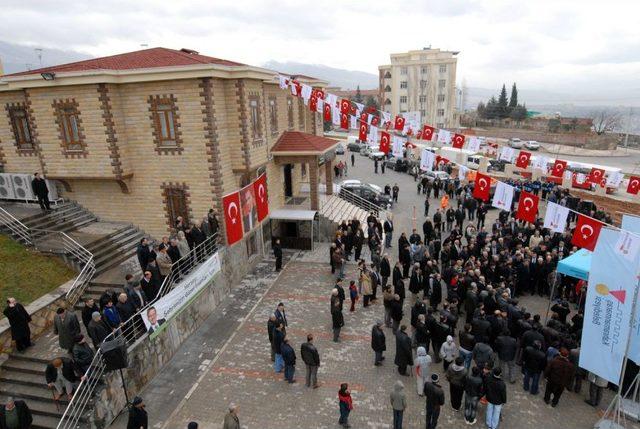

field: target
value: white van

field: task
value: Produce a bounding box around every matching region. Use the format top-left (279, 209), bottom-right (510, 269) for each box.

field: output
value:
top-left (347, 135), bottom-right (360, 145)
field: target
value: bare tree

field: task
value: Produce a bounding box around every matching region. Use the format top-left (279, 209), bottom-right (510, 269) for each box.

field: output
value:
top-left (591, 110), bottom-right (621, 135)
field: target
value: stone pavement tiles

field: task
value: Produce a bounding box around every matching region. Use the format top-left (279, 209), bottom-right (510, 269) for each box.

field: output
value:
top-left (164, 258), bottom-right (624, 429)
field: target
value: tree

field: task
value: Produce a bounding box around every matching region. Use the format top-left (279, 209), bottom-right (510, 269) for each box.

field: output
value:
top-left (485, 96), bottom-right (500, 119)
top-left (365, 95), bottom-right (379, 111)
top-left (591, 110), bottom-right (621, 135)
top-left (497, 84), bottom-right (509, 118)
top-left (509, 83), bottom-right (518, 110)
top-left (510, 104), bottom-right (527, 122)
top-left (354, 85), bottom-right (363, 103)
top-left (477, 101), bottom-right (486, 118)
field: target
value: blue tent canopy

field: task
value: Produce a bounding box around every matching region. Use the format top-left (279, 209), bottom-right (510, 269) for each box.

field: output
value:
top-left (557, 248), bottom-right (592, 281)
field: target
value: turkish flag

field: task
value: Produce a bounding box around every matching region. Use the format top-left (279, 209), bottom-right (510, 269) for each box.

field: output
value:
top-left (627, 176), bottom-right (640, 195)
top-left (293, 82), bottom-right (302, 97)
top-left (394, 116), bottom-right (405, 131)
top-left (379, 131), bottom-right (391, 154)
top-left (516, 191), bottom-right (539, 223)
top-left (253, 174), bottom-right (269, 222)
top-left (422, 125), bottom-right (435, 141)
top-left (358, 122), bottom-right (368, 141)
top-left (371, 116), bottom-right (380, 126)
top-left (551, 160), bottom-right (567, 177)
top-left (340, 99), bottom-right (351, 115)
top-left (312, 89), bottom-right (325, 100)
top-left (416, 130), bottom-right (423, 139)
top-left (515, 151), bottom-right (531, 169)
top-left (572, 214), bottom-right (603, 251)
top-left (588, 168), bottom-right (606, 184)
top-left (223, 191), bottom-right (244, 245)
top-left (340, 113), bottom-right (349, 130)
top-left (473, 172), bottom-right (491, 201)
top-left (360, 112), bottom-right (368, 123)
top-left (452, 133), bottom-right (465, 149)
top-left (323, 103), bottom-right (332, 122)
top-left (309, 96), bottom-right (317, 112)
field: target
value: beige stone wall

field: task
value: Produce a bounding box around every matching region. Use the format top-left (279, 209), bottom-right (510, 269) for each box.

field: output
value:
top-left (0, 90), bottom-right (42, 174)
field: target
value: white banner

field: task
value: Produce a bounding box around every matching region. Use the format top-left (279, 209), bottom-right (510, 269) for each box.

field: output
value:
top-left (438, 130), bottom-right (451, 144)
top-left (350, 115), bottom-right (357, 130)
top-left (332, 106), bottom-right (341, 126)
top-left (367, 126), bottom-right (378, 144)
top-left (492, 181), bottom-right (514, 211)
top-left (301, 84), bottom-right (312, 103)
top-left (278, 75), bottom-right (288, 89)
top-left (458, 165), bottom-right (469, 181)
top-left (621, 215), bottom-right (640, 365)
top-left (315, 98), bottom-right (324, 113)
top-left (606, 171), bottom-right (623, 187)
top-left (403, 111), bottom-right (421, 134)
top-left (326, 93), bottom-right (337, 109)
top-left (420, 149), bottom-right (435, 171)
top-left (392, 136), bottom-right (405, 158)
top-left (467, 137), bottom-right (480, 153)
top-left (142, 252), bottom-right (222, 338)
top-left (499, 146), bottom-right (515, 162)
top-left (532, 156), bottom-right (549, 171)
top-left (580, 228), bottom-right (640, 384)
top-left (543, 202), bottom-right (570, 233)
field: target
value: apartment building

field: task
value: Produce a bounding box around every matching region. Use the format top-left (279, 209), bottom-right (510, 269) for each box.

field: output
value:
top-left (379, 48), bottom-right (459, 129)
top-left (0, 47), bottom-right (329, 247)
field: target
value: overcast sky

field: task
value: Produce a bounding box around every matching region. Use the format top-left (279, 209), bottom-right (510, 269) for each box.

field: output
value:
top-left (2, 0), bottom-right (639, 105)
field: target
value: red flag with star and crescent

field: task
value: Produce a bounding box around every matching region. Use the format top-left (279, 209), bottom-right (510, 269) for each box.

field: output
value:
top-left (379, 131), bottom-right (391, 154)
top-left (627, 176), bottom-right (640, 195)
top-left (515, 151), bottom-right (531, 169)
top-left (340, 113), bottom-right (349, 130)
top-left (323, 103), bottom-right (332, 122)
top-left (473, 172), bottom-right (491, 201)
top-left (371, 116), bottom-right (380, 126)
top-left (253, 174), bottom-right (269, 222)
top-left (223, 191), bottom-right (244, 245)
top-left (551, 160), bottom-right (567, 177)
top-left (358, 122), bottom-right (368, 141)
top-left (309, 96), bottom-right (318, 112)
top-left (422, 125), bottom-right (435, 141)
top-left (312, 89), bottom-right (325, 100)
top-left (516, 191), bottom-right (539, 223)
top-left (452, 133), bottom-right (465, 149)
top-left (571, 214), bottom-right (603, 251)
top-left (587, 168), bottom-right (606, 184)
top-left (340, 99), bottom-right (351, 115)
top-left (394, 116), bottom-right (405, 131)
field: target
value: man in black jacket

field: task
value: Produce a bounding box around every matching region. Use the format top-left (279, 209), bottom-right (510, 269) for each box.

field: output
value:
top-left (273, 239), bottom-right (283, 271)
top-left (0, 397), bottom-right (32, 429)
top-left (87, 312), bottom-right (111, 350)
top-left (281, 337), bottom-right (296, 383)
top-left (522, 341), bottom-right (546, 395)
top-left (485, 367), bottom-right (507, 429)
top-left (31, 172), bottom-right (50, 211)
top-left (127, 396), bottom-right (148, 429)
top-left (45, 357), bottom-right (78, 401)
top-left (424, 373), bottom-right (445, 429)
top-left (300, 334), bottom-right (320, 388)
top-left (371, 321), bottom-right (386, 365)
top-left (495, 330), bottom-right (517, 383)
top-left (394, 325), bottom-right (413, 376)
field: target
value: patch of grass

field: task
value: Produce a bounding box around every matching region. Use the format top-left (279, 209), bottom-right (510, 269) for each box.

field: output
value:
top-left (0, 234), bottom-right (76, 308)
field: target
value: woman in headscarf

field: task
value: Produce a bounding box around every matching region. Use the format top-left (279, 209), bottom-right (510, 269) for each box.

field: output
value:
top-left (414, 346), bottom-right (432, 396)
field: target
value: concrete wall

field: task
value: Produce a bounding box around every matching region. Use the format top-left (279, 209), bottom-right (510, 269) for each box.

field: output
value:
top-left (469, 127), bottom-right (618, 150)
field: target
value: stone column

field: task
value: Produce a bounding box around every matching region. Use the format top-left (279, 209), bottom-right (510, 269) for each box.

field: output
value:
top-left (325, 159), bottom-right (333, 195)
top-left (310, 161), bottom-right (319, 210)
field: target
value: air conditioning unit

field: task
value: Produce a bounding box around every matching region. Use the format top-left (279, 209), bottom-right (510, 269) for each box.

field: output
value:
top-left (0, 174), bottom-right (15, 200)
top-left (11, 174), bottom-right (35, 201)
top-left (46, 179), bottom-right (59, 201)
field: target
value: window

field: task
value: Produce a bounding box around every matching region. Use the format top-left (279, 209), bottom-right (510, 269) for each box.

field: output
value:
top-left (420, 80), bottom-right (427, 89)
top-left (246, 232), bottom-right (258, 257)
top-left (268, 96), bottom-right (278, 136)
top-left (437, 122), bottom-right (445, 128)
top-left (419, 95), bottom-right (427, 103)
top-left (301, 163), bottom-right (307, 178)
top-left (384, 71), bottom-right (391, 78)
top-left (163, 184), bottom-right (190, 230)
top-left (298, 99), bottom-right (305, 130)
top-left (148, 95), bottom-right (182, 153)
top-left (438, 79), bottom-right (446, 88)
top-left (421, 67), bottom-right (428, 74)
top-left (420, 109), bottom-right (426, 117)
top-left (400, 67), bottom-right (408, 75)
top-left (287, 97), bottom-right (294, 130)
top-left (248, 95), bottom-right (262, 142)
top-left (53, 100), bottom-right (85, 153)
top-left (400, 81), bottom-right (408, 89)
top-left (438, 94), bottom-right (446, 102)
top-left (384, 85), bottom-right (391, 92)
top-left (384, 99), bottom-right (391, 105)
top-left (439, 65), bottom-right (447, 73)
top-left (400, 96), bottom-right (407, 104)
top-left (7, 106), bottom-right (33, 150)
top-left (437, 109), bottom-right (445, 117)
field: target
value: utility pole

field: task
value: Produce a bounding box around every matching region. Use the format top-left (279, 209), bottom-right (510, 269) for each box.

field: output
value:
top-left (34, 48), bottom-right (42, 67)
top-left (624, 107), bottom-right (632, 150)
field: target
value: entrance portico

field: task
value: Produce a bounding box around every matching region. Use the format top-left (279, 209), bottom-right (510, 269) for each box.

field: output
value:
top-left (271, 131), bottom-right (340, 210)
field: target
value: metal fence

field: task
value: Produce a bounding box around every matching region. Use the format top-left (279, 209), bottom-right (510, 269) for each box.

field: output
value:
top-left (56, 233), bottom-right (220, 429)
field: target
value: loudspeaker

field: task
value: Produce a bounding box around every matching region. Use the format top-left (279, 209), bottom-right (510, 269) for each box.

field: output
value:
top-left (99, 336), bottom-right (128, 371)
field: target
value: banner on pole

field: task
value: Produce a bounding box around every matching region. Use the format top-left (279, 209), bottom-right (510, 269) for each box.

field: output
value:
top-left (580, 228), bottom-right (640, 384)
top-left (621, 215), bottom-right (640, 365)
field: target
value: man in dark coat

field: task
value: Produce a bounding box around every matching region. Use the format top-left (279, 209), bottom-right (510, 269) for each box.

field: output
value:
top-left (424, 373), bottom-right (445, 429)
top-left (522, 340), bottom-right (546, 395)
top-left (380, 255), bottom-right (391, 288)
top-left (331, 291), bottom-right (344, 342)
top-left (31, 172), bottom-right (50, 211)
top-left (136, 238), bottom-right (151, 272)
top-left (0, 397), bottom-right (33, 429)
top-left (53, 307), bottom-right (81, 354)
top-left (3, 298), bottom-right (32, 351)
top-left (394, 325), bottom-right (413, 376)
top-left (544, 348), bottom-right (576, 407)
top-left (273, 239), bottom-right (283, 271)
top-left (371, 321), bottom-right (386, 365)
top-left (300, 334), bottom-right (320, 388)
top-left (45, 357), bottom-right (78, 401)
top-left (87, 312), bottom-right (111, 350)
top-left (485, 367), bottom-right (507, 429)
top-left (81, 297), bottom-right (100, 329)
top-left (72, 335), bottom-right (95, 376)
top-left (127, 396), bottom-right (148, 429)
top-left (281, 337), bottom-right (296, 383)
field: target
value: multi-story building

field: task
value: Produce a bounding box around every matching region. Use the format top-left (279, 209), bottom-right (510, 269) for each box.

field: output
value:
top-left (0, 47), bottom-right (335, 254)
top-left (379, 48), bottom-right (459, 129)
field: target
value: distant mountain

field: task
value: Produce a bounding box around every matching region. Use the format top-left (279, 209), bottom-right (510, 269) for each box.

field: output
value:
top-left (262, 60), bottom-right (378, 90)
top-left (0, 41), bottom-right (91, 75)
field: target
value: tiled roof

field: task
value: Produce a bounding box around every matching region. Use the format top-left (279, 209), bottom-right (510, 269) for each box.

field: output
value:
top-left (272, 131), bottom-right (339, 154)
top-left (3, 47), bottom-right (246, 77)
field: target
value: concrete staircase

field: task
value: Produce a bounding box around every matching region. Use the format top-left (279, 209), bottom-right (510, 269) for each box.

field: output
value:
top-left (319, 195), bottom-right (369, 239)
top-left (12, 202), bottom-right (97, 242)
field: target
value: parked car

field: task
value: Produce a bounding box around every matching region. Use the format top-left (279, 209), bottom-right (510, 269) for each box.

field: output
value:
top-left (419, 170), bottom-right (451, 183)
top-left (368, 151), bottom-right (386, 161)
top-left (508, 138), bottom-right (524, 149)
top-left (487, 159), bottom-right (510, 172)
top-left (524, 140), bottom-right (540, 150)
top-left (347, 137), bottom-right (365, 152)
top-left (384, 157), bottom-right (410, 172)
top-left (335, 143), bottom-right (345, 155)
top-left (340, 180), bottom-right (393, 209)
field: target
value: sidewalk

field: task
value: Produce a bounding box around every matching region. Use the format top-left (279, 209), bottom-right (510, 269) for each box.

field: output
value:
top-left (540, 143), bottom-right (638, 158)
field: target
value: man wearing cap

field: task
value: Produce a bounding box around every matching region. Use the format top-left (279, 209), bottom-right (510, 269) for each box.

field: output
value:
top-left (223, 403), bottom-right (240, 429)
top-left (424, 373), bottom-right (444, 429)
top-left (543, 347), bottom-right (575, 407)
top-left (127, 397), bottom-right (147, 429)
top-left (0, 397), bottom-right (32, 428)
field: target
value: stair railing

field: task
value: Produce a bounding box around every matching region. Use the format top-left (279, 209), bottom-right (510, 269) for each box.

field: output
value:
top-left (0, 206), bottom-right (32, 245)
top-left (337, 186), bottom-right (389, 219)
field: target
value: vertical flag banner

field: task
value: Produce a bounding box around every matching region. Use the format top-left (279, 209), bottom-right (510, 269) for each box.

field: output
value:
top-left (253, 173), bottom-right (269, 222)
top-left (340, 99), bottom-right (351, 114)
top-left (516, 191), bottom-right (539, 223)
top-left (340, 113), bottom-right (349, 130)
top-left (551, 159), bottom-right (567, 177)
top-left (572, 214), bottom-right (604, 251)
top-left (452, 133), bottom-right (465, 149)
top-left (467, 137), bottom-right (480, 152)
top-left (392, 136), bottom-right (405, 158)
top-left (309, 96), bottom-right (318, 112)
top-left (580, 228), bottom-right (640, 384)
top-left (499, 146), bottom-right (515, 162)
top-left (278, 75), bottom-right (288, 89)
top-left (421, 149), bottom-right (435, 171)
top-left (358, 122), bottom-right (368, 141)
top-left (394, 115), bottom-right (405, 131)
top-left (323, 103), bottom-right (332, 122)
top-left (222, 191), bottom-right (244, 245)
top-left (627, 176), bottom-right (640, 195)
top-left (492, 181), bottom-right (514, 211)
top-left (239, 183), bottom-right (257, 234)
top-left (367, 125), bottom-right (378, 144)
top-left (331, 106), bottom-right (341, 126)
top-left (544, 202), bottom-right (570, 233)
top-left (349, 115), bottom-right (357, 130)
top-left (606, 171), bottom-right (623, 187)
top-left (473, 172), bottom-right (491, 201)
top-left (300, 84), bottom-right (312, 103)
top-left (588, 168), bottom-right (606, 184)
top-left (422, 125), bottom-right (435, 141)
top-left (515, 151), bottom-right (531, 169)
top-left (533, 156), bottom-right (549, 171)
top-left (621, 214), bottom-right (640, 365)
top-left (379, 132), bottom-right (391, 154)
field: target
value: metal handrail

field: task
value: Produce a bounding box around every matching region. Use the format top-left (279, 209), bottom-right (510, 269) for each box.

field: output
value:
top-left (0, 206), bottom-right (32, 245)
top-left (57, 233), bottom-right (220, 429)
top-left (337, 186), bottom-right (388, 218)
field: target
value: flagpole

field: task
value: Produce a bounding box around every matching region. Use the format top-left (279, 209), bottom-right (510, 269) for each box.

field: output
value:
top-left (544, 269), bottom-right (559, 325)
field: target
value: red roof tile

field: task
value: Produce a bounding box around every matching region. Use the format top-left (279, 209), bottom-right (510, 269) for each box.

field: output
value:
top-left (3, 47), bottom-right (246, 77)
top-left (272, 131), bottom-right (339, 154)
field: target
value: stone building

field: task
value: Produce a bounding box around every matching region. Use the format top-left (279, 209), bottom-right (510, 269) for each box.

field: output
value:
top-left (0, 47), bottom-right (334, 251)
top-left (379, 47), bottom-right (459, 129)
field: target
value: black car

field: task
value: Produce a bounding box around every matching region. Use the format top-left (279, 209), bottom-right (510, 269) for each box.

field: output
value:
top-left (384, 157), bottom-right (410, 172)
top-left (340, 181), bottom-right (393, 209)
top-left (487, 159), bottom-right (510, 172)
top-left (347, 141), bottom-right (365, 152)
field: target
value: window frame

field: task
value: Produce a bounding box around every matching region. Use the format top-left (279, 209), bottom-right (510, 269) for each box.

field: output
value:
top-left (148, 95), bottom-right (183, 154)
top-left (438, 94), bottom-right (446, 102)
top-left (400, 67), bottom-right (408, 75)
top-left (439, 64), bottom-right (447, 73)
top-left (399, 96), bottom-right (408, 104)
top-left (419, 95), bottom-right (427, 103)
top-left (268, 96), bottom-right (278, 136)
top-left (6, 105), bottom-right (34, 151)
top-left (53, 99), bottom-right (87, 156)
top-left (437, 109), bottom-right (445, 117)
top-left (287, 97), bottom-right (294, 130)
top-left (438, 79), bottom-right (446, 88)
top-left (400, 81), bottom-right (408, 89)
top-left (248, 94), bottom-right (263, 144)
